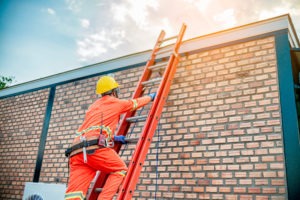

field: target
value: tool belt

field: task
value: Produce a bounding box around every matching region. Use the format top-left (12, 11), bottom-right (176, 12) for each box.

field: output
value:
top-left (65, 136), bottom-right (105, 158)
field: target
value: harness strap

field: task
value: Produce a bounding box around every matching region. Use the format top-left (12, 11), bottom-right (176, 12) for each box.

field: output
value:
top-left (65, 138), bottom-right (102, 157)
top-left (69, 145), bottom-right (104, 158)
top-left (75, 125), bottom-right (113, 138)
top-left (66, 125), bottom-right (114, 158)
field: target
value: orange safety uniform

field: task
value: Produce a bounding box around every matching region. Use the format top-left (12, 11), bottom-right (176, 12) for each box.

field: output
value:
top-left (65, 95), bottom-right (151, 200)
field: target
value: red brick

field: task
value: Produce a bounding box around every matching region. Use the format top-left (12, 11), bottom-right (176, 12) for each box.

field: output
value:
top-left (206, 186), bottom-right (218, 193)
top-left (198, 179), bottom-right (210, 185)
top-left (207, 172), bottom-right (219, 178)
top-left (271, 179), bottom-right (285, 186)
top-left (256, 179), bottom-right (269, 185)
top-left (222, 172), bottom-right (233, 178)
top-left (262, 188), bottom-right (277, 194)
top-left (270, 163), bottom-right (284, 169)
top-left (248, 187), bottom-right (261, 194)
top-left (193, 187), bottom-right (204, 192)
top-left (170, 185), bottom-right (180, 192)
top-left (220, 187), bottom-right (231, 193)
top-left (256, 196), bottom-right (269, 200)
top-left (235, 172), bottom-right (247, 178)
top-left (262, 156), bottom-right (275, 162)
top-left (240, 195), bottom-right (253, 200)
top-left (234, 187), bottom-right (246, 193)
top-left (240, 179), bottom-right (253, 185)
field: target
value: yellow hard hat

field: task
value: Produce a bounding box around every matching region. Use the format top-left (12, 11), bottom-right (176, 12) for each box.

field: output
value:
top-left (96, 76), bottom-right (119, 94)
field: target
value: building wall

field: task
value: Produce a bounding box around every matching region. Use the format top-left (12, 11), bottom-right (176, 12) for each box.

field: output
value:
top-left (135, 35), bottom-right (286, 199)
top-left (0, 35), bottom-right (288, 199)
top-left (0, 89), bottom-right (49, 199)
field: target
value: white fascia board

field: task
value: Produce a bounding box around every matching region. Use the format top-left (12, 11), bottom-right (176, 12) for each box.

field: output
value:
top-left (176, 14), bottom-right (299, 57)
top-left (0, 15), bottom-right (298, 98)
top-left (287, 17), bottom-right (300, 48)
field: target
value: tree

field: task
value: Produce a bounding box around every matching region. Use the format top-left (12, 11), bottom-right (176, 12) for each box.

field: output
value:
top-left (0, 76), bottom-right (14, 90)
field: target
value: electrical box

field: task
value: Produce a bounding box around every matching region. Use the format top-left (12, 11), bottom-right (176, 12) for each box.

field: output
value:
top-left (23, 182), bottom-right (66, 200)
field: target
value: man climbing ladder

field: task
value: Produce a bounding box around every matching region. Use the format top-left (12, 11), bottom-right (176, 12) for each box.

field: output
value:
top-left (64, 76), bottom-right (156, 200)
top-left (65, 23), bottom-right (186, 200)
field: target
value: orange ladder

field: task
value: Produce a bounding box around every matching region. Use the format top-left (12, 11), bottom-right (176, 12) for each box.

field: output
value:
top-left (87, 24), bottom-right (186, 200)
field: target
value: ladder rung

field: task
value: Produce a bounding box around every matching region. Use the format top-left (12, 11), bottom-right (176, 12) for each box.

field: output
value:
top-left (85, 171), bottom-right (101, 199)
top-left (141, 77), bottom-right (162, 86)
top-left (125, 137), bottom-right (139, 144)
top-left (156, 48), bottom-right (172, 55)
top-left (95, 188), bottom-right (103, 193)
top-left (124, 160), bottom-right (130, 166)
top-left (148, 61), bottom-right (168, 71)
top-left (126, 115), bottom-right (148, 123)
top-left (95, 187), bottom-right (119, 196)
top-left (161, 35), bottom-right (177, 43)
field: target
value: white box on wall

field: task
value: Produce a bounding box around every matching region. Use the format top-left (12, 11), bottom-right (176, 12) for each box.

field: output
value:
top-left (23, 182), bottom-right (66, 200)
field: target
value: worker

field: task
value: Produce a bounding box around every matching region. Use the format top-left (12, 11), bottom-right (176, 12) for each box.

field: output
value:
top-left (64, 75), bottom-right (156, 200)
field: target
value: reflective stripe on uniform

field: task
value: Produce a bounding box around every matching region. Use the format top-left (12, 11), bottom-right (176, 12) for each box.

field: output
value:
top-left (114, 170), bottom-right (127, 177)
top-left (131, 99), bottom-right (138, 111)
top-left (75, 125), bottom-right (113, 139)
top-left (65, 191), bottom-right (85, 200)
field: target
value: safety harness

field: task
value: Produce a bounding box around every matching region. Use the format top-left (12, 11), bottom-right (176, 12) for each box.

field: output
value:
top-left (65, 125), bottom-right (114, 159)
top-left (65, 136), bottom-right (102, 157)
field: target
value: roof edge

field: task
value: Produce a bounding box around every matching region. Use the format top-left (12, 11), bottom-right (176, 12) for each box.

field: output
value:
top-left (178, 14), bottom-right (298, 56)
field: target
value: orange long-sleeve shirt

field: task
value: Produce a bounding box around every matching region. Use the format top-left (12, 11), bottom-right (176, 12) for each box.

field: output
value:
top-left (73, 95), bottom-right (151, 143)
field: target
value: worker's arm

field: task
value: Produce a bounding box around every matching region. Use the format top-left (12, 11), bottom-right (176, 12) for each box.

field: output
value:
top-left (119, 93), bottom-right (156, 113)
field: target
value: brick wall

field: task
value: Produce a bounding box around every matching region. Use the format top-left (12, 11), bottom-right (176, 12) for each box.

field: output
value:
top-left (0, 89), bottom-right (49, 199)
top-left (133, 36), bottom-right (286, 199)
top-left (0, 35), bottom-right (288, 199)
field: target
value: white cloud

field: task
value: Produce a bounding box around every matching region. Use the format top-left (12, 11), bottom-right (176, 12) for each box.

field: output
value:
top-left (111, 4), bottom-right (127, 23)
top-left (213, 8), bottom-right (237, 29)
top-left (65, 0), bottom-right (83, 13)
top-left (76, 29), bottom-right (126, 61)
top-left (77, 41), bottom-right (107, 61)
top-left (47, 8), bottom-right (56, 15)
top-left (80, 19), bottom-right (90, 28)
top-left (161, 18), bottom-right (174, 35)
top-left (185, 0), bottom-right (212, 13)
top-left (109, 30), bottom-right (126, 49)
top-left (111, 0), bottom-right (159, 30)
top-left (259, 5), bottom-right (300, 20)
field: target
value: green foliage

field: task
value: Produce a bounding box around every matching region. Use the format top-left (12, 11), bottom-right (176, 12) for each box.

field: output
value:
top-left (0, 76), bottom-right (14, 90)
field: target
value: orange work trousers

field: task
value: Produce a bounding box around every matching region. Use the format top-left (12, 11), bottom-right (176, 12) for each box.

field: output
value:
top-left (65, 148), bottom-right (127, 200)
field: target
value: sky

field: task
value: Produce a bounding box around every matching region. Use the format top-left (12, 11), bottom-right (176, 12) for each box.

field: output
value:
top-left (0, 0), bottom-right (300, 86)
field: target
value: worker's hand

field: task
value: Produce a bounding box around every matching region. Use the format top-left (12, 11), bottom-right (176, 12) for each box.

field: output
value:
top-left (148, 92), bottom-right (156, 101)
top-left (114, 135), bottom-right (127, 144)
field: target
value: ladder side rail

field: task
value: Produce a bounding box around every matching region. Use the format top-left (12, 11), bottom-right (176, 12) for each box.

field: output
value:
top-left (112, 30), bottom-right (167, 155)
top-left (118, 24), bottom-right (186, 199)
top-left (114, 59), bottom-right (153, 139)
top-left (116, 54), bottom-right (176, 199)
top-left (118, 55), bottom-right (180, 200)
top-left (114, 29), bottom-right (166, 139)
top-left (87, 30), bottom-right (166, 200)
top-left (114, 29), bottom-right (166, 135)
top-left (128, 30), bottom-right (166, 101)
top-left (149, 30), bottom-right (166, 61)
top-left (174, 24), bottom-right (187, 54)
